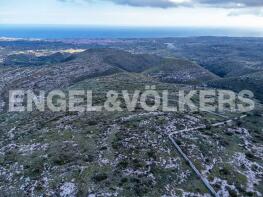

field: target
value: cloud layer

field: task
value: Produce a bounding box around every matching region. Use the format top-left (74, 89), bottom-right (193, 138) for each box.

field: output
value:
top-left (104, 0), bottom-right (183, 8)
top-left (198, 0), bottom-right (263, 7)
top-left (59, 0), bottom-right (263, 8)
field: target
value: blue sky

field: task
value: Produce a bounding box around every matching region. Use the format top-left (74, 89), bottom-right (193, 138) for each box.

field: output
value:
top-left (0, 0), bottom-right (263, 28)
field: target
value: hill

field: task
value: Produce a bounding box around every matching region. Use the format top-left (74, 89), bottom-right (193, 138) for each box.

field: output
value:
top-left (3, 52), bottom-right (74, 66)
top-left (143, 57), bottom-right (218, 84)
top-left (88, 48), bottom-right (163, 73)
top-left (84, 48), bottom-right (218, 84)
top-left (208, 71), bottom-right (263, 102)
top-left (161, 37), bottom-right (263, 78)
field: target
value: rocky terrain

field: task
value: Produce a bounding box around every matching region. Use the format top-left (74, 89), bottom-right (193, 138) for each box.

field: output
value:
top-left (0, 38), bottom-right (262, 197)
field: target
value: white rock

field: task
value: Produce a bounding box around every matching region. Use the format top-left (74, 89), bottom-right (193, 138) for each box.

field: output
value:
top-left (60, 182), bottom-right (77, 197)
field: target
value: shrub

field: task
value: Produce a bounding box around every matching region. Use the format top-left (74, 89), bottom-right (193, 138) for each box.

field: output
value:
top-left (87, 120), bottom-right (98, 126)
top-left (219, 167), bottom-right (229, 176)
top-left (117, 160), bottom-right (129, 169)
top-left (92, 173), bottom-right (108, 183)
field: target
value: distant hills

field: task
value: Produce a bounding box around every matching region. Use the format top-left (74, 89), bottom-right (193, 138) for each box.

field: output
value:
top-left (1, 37), bottom-right (263, 102)
top-left (161, 37), bottom-right (263, 78)
top-left (108, 37), bottom-right (263, 101)
top-left (162, 37), bottom-right (263, 101)
top-left (0, 47), bottom-right (219, 111)
top-left (3, 52), bottom-right (73, 66)
top-left (2, 48), bottom-right (218, 86)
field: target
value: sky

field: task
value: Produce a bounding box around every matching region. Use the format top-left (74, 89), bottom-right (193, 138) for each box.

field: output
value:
top-left (0, 0), bottom-right (263, 28)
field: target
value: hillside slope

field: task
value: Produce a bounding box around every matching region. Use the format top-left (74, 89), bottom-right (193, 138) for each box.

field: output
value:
top-left (86, 48), bottom-right (218, 84)
top-left (153, 37), bottom-right (263, 78)
top-left (143, 57), bottom-right (218, 84)
top-left (208, 71), bottom-right (263, 101)
top-left (0, 48), bottom-right (219, 110)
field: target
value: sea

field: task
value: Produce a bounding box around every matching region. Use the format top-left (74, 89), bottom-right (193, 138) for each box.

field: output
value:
top-left (0, 25), bottom-right (263, 39)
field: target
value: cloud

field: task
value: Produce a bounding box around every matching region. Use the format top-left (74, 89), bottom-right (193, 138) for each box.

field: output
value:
top-left (198, 0), bottom-right (263, 8)
top-left (106, 0), bottom-right (263, 8)
top-left (58, 0), bottom-right (263, 8)
top-left (58, 0), bottom-right (190, 8)
top-left (104, 0), bottom-right (193, 8)
top-left (104, 0), bottom-right (175, 8)
top-left (228, 8), bottom-right (263, 16)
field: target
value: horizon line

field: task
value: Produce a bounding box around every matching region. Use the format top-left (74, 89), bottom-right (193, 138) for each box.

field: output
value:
top-left (0, 24), bottom-right (262, 30)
